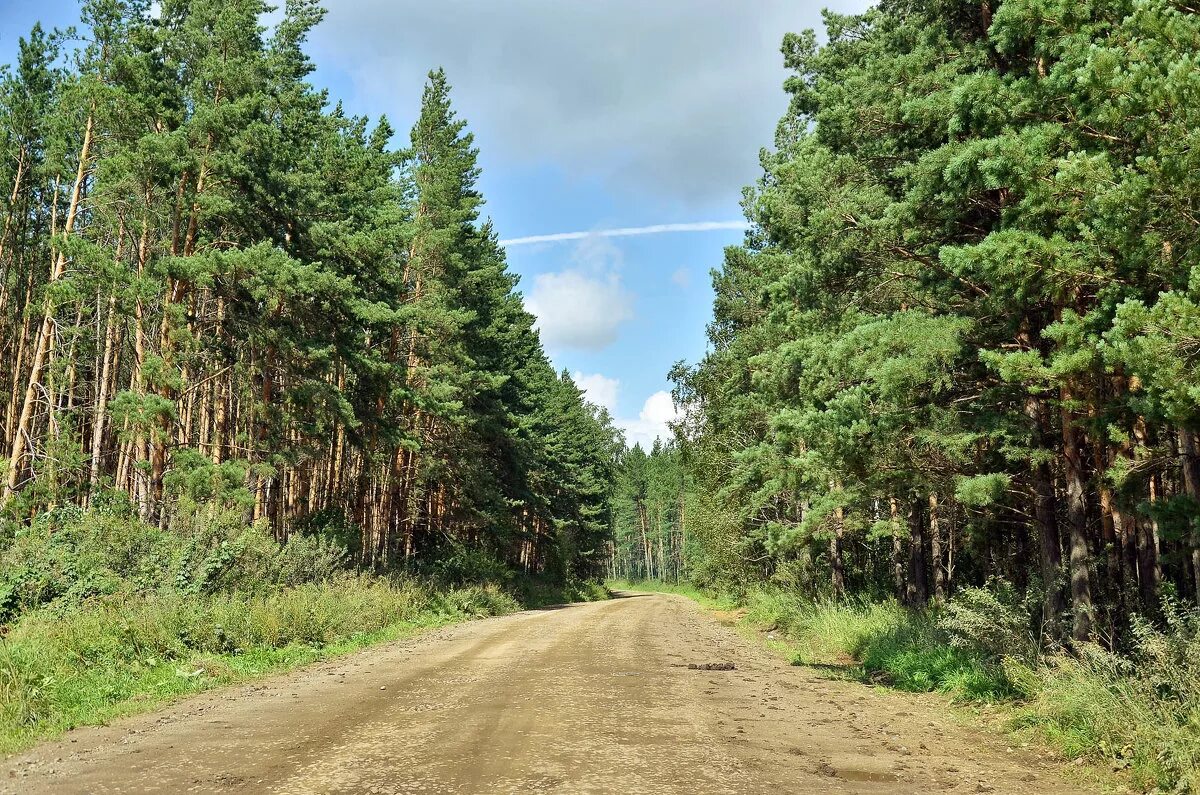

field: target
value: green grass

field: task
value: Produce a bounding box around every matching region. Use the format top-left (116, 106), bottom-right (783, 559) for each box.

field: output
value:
top-left (0, 575), bottom-right (605, 754)
top-left (605, 578), bottom-right (737, 610)
top-left (742, 590), bottom-right (1013, 700)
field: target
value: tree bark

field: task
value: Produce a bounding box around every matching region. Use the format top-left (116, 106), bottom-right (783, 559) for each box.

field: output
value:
top-left (1060, 387), bottom-right (1094, 642)
top-left (1181, 430), bottom-right (1200, 600)
top-left (830, 481), bottom-right (846, 599)
top-left (906, 498), bottom-right (929, 606)
top-left (930, 492), bottom-right (945, 602)
top-left (890, 496), bottom-right (904, 598)
top-left (1025, 395), bottom-right (1066, 636)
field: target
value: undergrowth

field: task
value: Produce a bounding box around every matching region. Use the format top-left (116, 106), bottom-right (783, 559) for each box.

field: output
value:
top-left (0, 501), bottom-right (607, 754)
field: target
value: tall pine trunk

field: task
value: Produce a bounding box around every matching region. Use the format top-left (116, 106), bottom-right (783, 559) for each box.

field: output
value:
top-left (4, 110), bottom-right (93, 503)
top-left (830, 481), bottom-right (846, 599)
top-left (1181, 430), bottom-right (1200, 599)
top-left (906, 498), bottom-right (929, 605)
top-left (929, 492), bottom-right (945, 602)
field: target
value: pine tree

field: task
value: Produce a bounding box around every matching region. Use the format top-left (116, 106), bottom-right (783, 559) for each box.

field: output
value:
top-left (0, 4), bottom-right (619, 581)
top-left (675, 0), bottom-right (1200, 643)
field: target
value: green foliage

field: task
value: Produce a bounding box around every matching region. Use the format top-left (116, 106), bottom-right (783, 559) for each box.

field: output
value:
top-left (0, 1), bottom-right (619, 585)
top-left (675, 0), bottom-right (1200, 677)
top-left (609, 441), bottom-right (690, 583)
top-left (953, 474), bottom-right (1011, 508)
top-left (429, 546), bottom-right (513, 587)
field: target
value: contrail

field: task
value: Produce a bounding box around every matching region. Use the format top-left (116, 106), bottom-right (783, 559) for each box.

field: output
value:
top-left (499, 221), bottom-right (748, 247)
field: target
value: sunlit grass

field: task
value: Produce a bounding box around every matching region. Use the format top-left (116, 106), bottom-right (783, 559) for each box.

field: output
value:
top-left (0, 576), bottom-right (601, 754)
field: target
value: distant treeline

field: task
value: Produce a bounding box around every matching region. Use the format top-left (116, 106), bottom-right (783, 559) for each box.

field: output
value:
top-left (0, 1), bottom-right (619, 576)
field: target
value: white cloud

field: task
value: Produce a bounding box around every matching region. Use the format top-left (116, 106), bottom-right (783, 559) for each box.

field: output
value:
top-left (619, 391), bottom-right (681, 450)
top-left (570, 232), bottom-right (623, 271)
top-left (524, 234), bottom-right (633, 351)
top-left (562, 377), bottom-right (681, 448)
top-left (671, 267), bottom-right (691, 289)
top-left (525, 269), bottom-right (633, 351)
top-left (572, 372), bottom-right (619, 415)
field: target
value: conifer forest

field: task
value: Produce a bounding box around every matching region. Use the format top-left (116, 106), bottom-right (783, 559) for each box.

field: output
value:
top-left (0, 0), bottom-right (618, 577)
top-left (614, 0), bottom-right (1200, 647)
top-left (3, 1), bottom-right (1200, 792)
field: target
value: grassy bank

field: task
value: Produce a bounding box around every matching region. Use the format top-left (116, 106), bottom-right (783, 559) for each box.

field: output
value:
top-left (621, 581), bottom-right (1200, 793)
top-left (0, 504), bottom-right (607, 754)
top-left (0, 576), bottom-right (607, 755)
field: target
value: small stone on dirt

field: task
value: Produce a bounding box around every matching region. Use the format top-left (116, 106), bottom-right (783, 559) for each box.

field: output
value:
top-left (687, 662), bottom-right (735, 671)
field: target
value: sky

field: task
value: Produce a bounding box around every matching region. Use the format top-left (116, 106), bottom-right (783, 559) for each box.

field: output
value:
top-left (0, 0), bottom-right (870, 448)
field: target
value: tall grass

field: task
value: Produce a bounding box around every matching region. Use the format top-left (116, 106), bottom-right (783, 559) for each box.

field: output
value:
top-left (0, 576), bottom-right (525, 753)
top-left (1005, 603), bottom-right (1200, 792)
top-left (743, 590), bottom-right (1013, 699)
top-left (0, 503), bottom-right (609, 754)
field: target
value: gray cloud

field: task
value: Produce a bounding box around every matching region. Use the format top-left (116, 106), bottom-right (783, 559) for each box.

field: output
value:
top-left (309, 1), bottom-right (869, 206)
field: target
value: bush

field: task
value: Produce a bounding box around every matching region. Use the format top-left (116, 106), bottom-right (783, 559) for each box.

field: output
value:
top-left (429, 547), bottom-right (513, 586)
top-left (0, 503), bottom-right (357, 625)
top-left (0, 504), bottom-right (179, 620)
top-left (938, 580), bottom-right (1039, 664)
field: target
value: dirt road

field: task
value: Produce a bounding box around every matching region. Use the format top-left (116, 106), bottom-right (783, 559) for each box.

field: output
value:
top-left (4, 592), bottom-right (1088, 794)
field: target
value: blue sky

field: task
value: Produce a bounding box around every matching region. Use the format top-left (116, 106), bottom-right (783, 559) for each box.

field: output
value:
top-left (0, 0), bottom-right (869, 447)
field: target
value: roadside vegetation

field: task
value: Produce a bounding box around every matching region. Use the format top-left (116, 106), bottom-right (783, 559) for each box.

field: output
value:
top-left (616, 579), bottom-right (1200, 792)
top-left (751, 588), bottom-right (1200, 793)
top-left (0, 499), bottom-right (606, 753)
top-left (605, 578), bottom-right (735, 611)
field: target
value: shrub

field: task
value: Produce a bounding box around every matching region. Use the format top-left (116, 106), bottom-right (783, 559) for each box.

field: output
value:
top-left (271, 533), bottom-right (351, 587)
top-left (0, 504), bottom-right (177, 620)
top-left (938, 580), bottom-right (1040, 663)
top-left (430, 547), bottom-right (512, 586)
